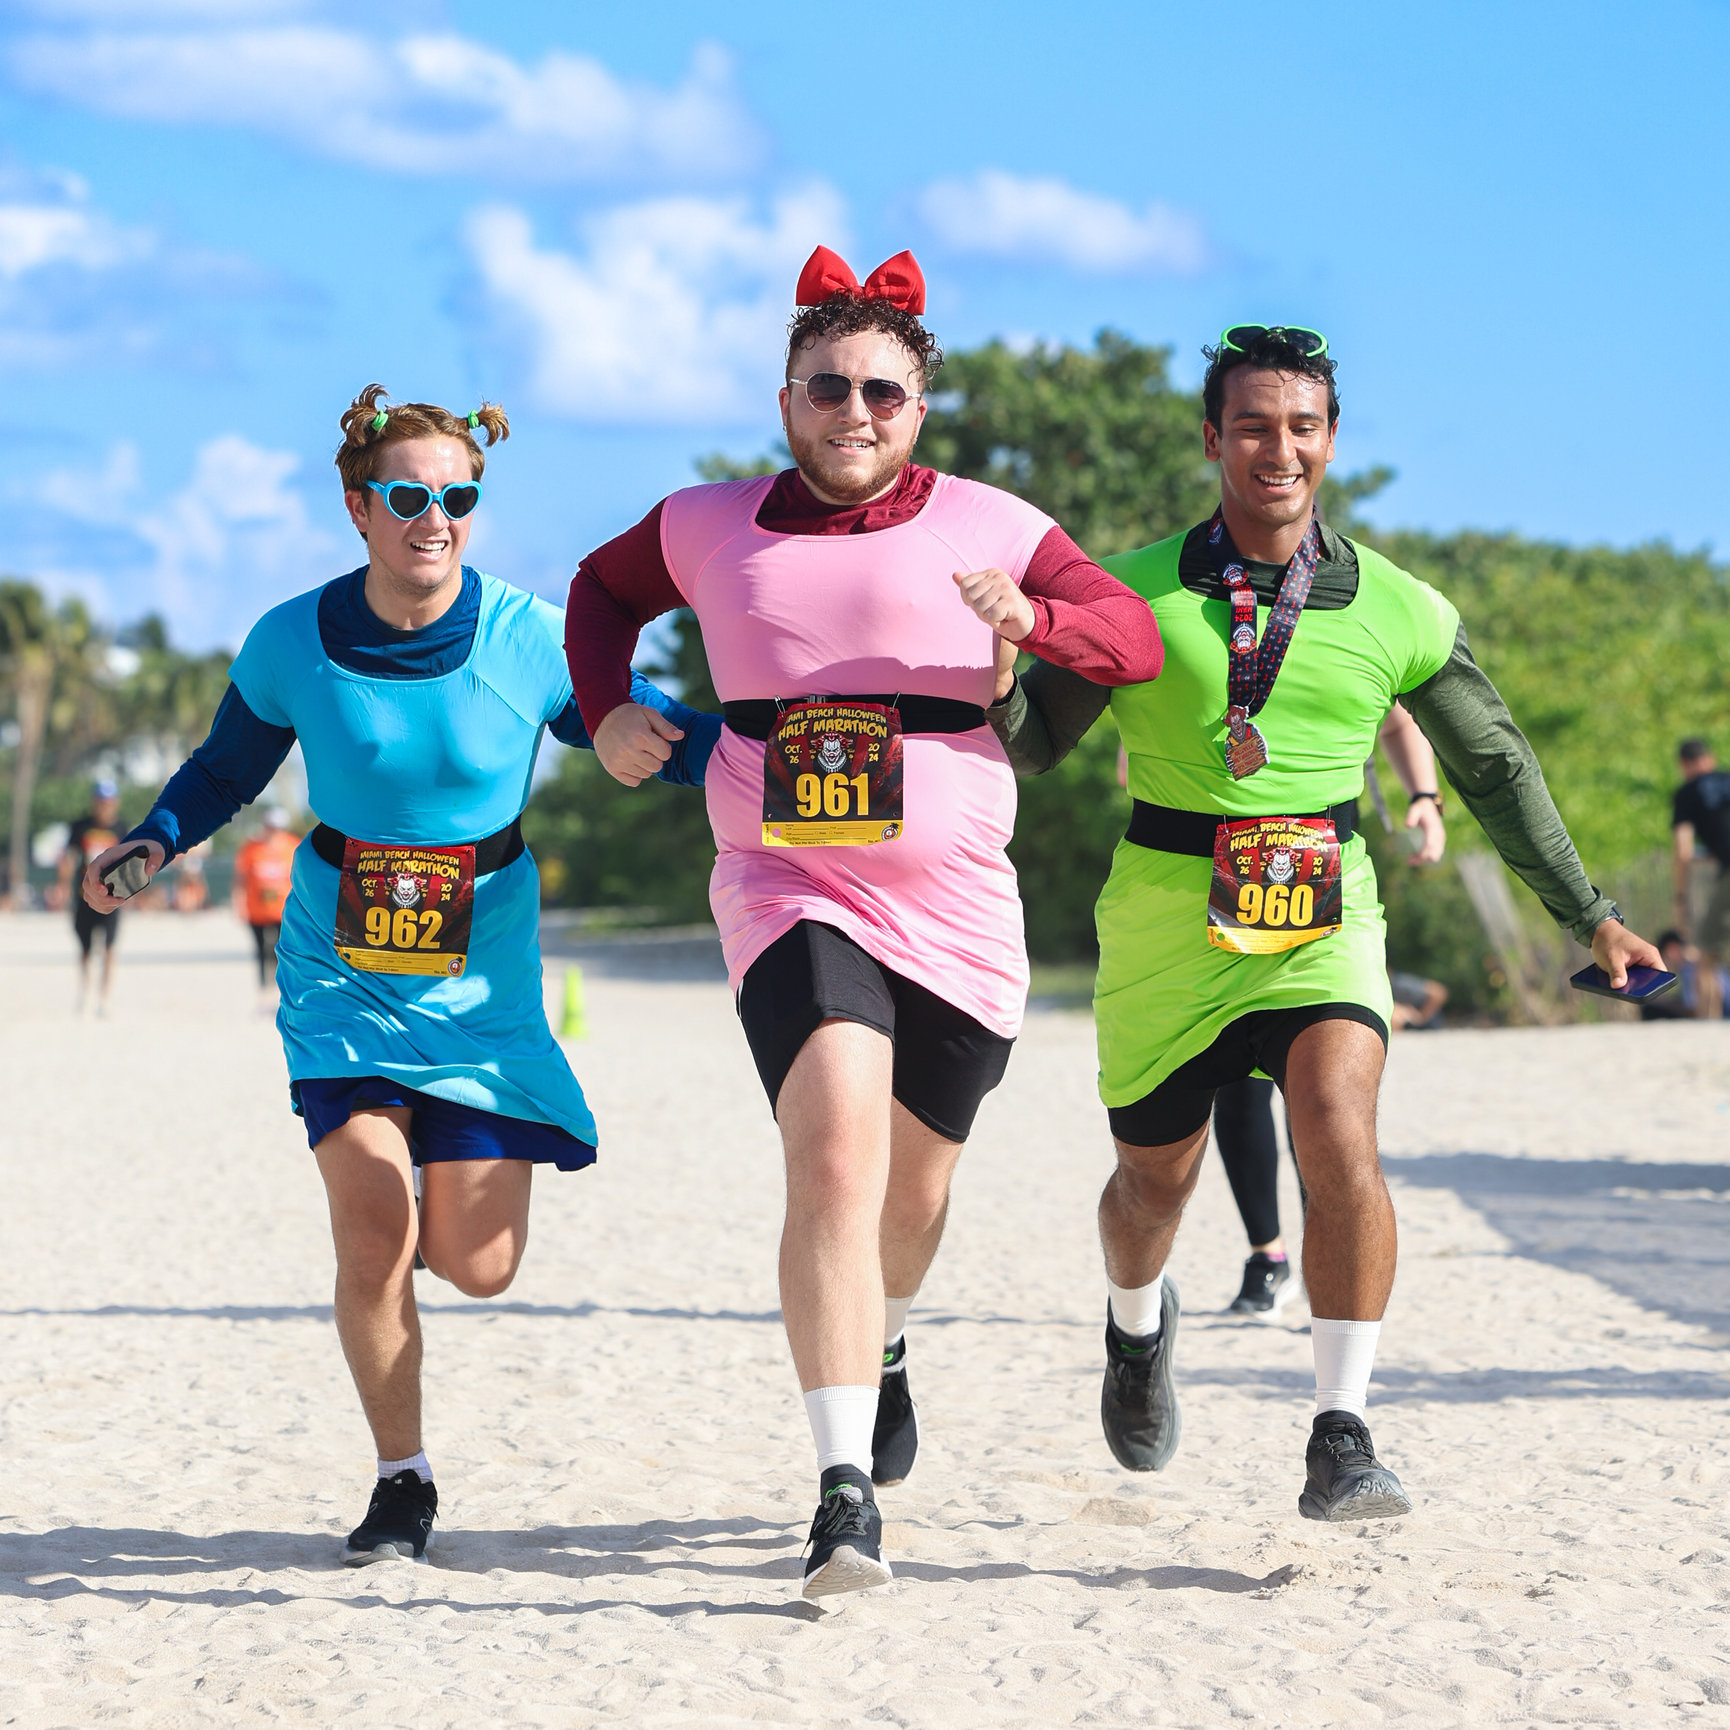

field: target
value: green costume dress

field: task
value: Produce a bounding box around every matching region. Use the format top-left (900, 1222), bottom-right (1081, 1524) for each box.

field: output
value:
top-left (1093, 528), bottom-right (1457, 1108)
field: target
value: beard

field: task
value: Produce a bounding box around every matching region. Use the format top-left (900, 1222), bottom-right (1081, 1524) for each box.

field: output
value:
top-left (785, 418), bottom-right (913, 505)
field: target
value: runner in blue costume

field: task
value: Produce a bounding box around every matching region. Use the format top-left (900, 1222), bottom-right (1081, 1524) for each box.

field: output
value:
top-left (81, 386), bottom-right (718, 1565)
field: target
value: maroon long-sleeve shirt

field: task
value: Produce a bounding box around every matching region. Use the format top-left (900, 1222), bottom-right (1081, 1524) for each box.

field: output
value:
top-left (564, 463), bottom-right (1163, 733)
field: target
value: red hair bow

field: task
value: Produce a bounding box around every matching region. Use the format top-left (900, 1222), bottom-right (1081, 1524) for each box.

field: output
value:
top-left (795, 245), bottom-right (926, 315)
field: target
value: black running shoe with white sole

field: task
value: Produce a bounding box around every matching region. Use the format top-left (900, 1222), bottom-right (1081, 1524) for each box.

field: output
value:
top-left (872, 1337), bottom-right (919, 1487)
top-left (344, 1469), bottom-right (438, 1565)
top-left (802, 1466), bottom-right (893, 1600)
top-left (1100, 1278), bottom-right (1181, 1472)
top-left (1229, 1252), bottom-right (1294, 1318)
top-left (1298, 1411), bottom-right (1413, 1522)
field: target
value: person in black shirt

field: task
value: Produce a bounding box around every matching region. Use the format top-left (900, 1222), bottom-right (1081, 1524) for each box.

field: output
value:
top-left (58, 778), bottom-right (125, 1015)
top-left (1671, 738), bottom-right (1730, 1018)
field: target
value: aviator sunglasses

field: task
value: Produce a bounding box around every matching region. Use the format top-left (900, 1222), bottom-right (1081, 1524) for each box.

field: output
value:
top-left (789, 372), bottom-right (920, 420)
top-left (1218, 324), bottom-right (1329, 359)
top-left (364, 478), bottom-right (485, 522)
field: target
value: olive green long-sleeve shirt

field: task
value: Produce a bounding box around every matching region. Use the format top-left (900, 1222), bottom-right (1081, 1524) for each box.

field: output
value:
top-left (989, 559), bottom-right (1617, 945)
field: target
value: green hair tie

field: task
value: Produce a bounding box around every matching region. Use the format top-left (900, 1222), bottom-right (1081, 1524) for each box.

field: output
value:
top-left (467, 410), bottom-right (481, 429)
top-left (370, 409), bottom-right (389, 432)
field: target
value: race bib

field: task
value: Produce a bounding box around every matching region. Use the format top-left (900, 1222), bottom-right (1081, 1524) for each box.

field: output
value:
top-left (333, 840), bottom-right (474, 976)
top-left (762, 701), bottom-right (904, 847)
top-left (1207, 816), bottom-right (1343, 954)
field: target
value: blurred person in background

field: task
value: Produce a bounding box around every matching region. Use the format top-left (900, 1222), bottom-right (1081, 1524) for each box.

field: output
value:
top-left (1640, 930), bottom-right (1696, 1021)
top-left (1671, 737), bottom-right (1730, 1019)
top-left (234, 806), bottom-right (300, 1001)
top-left (58, 777), bottom-right (125, 1015)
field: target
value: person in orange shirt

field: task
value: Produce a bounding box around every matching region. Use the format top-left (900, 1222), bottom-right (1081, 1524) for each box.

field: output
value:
top-left (234, 807), bottom-right (300, 994)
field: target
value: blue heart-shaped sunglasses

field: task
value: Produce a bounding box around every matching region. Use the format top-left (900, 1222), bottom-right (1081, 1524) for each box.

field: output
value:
top-left (364, 479), bottom-right (484, 522)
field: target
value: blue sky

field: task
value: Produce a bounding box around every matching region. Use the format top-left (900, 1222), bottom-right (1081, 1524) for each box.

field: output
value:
top-left (1, 0), bottom-right (1726, 650)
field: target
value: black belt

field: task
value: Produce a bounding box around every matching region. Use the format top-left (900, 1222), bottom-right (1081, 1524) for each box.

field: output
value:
top-left (1125, 798), bottom-right (1359, 858)
top-left (722, 695), bottom-right (986, 741)
top-left (309, 815), bottom-right (525, 875)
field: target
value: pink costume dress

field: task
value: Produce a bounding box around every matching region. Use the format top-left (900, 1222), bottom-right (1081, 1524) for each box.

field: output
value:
top-left (660, 472), bottom-right (1056, 1039)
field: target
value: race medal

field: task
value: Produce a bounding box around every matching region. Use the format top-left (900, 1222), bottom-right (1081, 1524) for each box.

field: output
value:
top-left (1223, 704), bottom-right (1270, 780)
top-left (1207, 816), bottom-right (1343, 954)
top-left (762, 700), bottom-right (904, 847)
top-left (332, 839), bottom-right (475, 977)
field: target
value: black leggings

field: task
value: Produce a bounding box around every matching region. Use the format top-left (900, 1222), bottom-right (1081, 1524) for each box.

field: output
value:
top-left (1213, 1077), bottom-right (1284, 1247)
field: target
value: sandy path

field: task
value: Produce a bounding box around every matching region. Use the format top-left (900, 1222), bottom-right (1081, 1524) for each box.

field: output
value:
top-left (2, 910), bottom-right (1726, 1728)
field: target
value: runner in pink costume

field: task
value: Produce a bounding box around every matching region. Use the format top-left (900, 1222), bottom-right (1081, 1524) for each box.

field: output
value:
top-left (566, 246), bottom-right (1164, 1597)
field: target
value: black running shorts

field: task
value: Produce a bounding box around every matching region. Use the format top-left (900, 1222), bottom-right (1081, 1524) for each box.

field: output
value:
top-left (1106, 1002), bottom-right (1388, 1148)
top-left (737, 920), bottom-right (1014, 1144)
top-left (73, 899), bottom-right (119, 955)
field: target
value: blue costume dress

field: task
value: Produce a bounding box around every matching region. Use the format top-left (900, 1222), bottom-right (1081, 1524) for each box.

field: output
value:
top-left (132, 564), bottom-right (717, 1166)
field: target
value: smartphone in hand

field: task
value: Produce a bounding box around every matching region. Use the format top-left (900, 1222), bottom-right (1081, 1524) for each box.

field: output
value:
top-left (101, 845), bottom-right (153, 901)
top-left (1569, 963), bottom-right (1678, 1002)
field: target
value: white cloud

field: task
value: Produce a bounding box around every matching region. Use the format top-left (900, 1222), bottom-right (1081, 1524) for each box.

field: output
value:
top-left (918, 170), bottom-right (1207, 274)
top-left (9, 26), bottom-right (760, 182)
top-left (0, 196), bottom-right (147, 280)
top-left (466, 183), bottom-right (849, 423)
top-left (31, 436), bottom-right (340, 650)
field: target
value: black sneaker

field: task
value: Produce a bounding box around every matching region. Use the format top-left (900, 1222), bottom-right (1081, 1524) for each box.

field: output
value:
top-left (343, 1469), bottom-right (438, 1565)
top-left (801, 1466), bottom-right (893, 1600)
top-left (1298, 1411), bottom-right (1413, 1522)
top-left (1229, 1252), bottom-right (1294, 1318)
top-left (872, 1337), bottom-right (919, 1487)
top-left (1100, 1278), bottom-right (1181, 1472)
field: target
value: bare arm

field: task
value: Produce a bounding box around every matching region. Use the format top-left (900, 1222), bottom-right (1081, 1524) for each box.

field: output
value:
top-left (1673, 821), bottom-right (1696, 932)
top-left (1378, 701), bottom-right (1446, 863)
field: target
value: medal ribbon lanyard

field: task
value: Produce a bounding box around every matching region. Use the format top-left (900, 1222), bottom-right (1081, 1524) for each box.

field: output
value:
top-left (1213, 508), bottom-right (1322, 723)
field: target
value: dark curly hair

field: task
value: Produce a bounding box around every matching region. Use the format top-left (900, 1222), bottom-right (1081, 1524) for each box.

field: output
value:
top-left (785, 296), bottom-right (943, 386)
top-left (1202, 330), bottom-right (1338, 430)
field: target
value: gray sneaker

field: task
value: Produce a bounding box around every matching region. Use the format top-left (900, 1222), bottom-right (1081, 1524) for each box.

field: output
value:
top-left (1298, 1412), bottom-right (1413, 1521)
top-left (1099, 1278), bottom-right (1181, 1472)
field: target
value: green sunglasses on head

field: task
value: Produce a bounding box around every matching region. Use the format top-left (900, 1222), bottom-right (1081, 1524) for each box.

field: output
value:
top-left (1218, 324), bottom-right (1328, 359)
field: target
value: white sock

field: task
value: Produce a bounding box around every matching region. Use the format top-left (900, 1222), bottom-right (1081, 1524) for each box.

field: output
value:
top-left (803, 1386), bottom-right (879, 1475)
top-left (1311, 1318), bottom-right (1381, 1419)
top-left (883, 1294), bottom-right (915, 1351)
top-left (1107, 1271), bottom-right (1171, 1341)
top-left (378, 1450), bottom-right (432, 1484)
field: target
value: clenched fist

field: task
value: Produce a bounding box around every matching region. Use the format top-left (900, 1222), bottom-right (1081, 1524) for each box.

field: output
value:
top-left (953, 568), bottom-right (1035, 643)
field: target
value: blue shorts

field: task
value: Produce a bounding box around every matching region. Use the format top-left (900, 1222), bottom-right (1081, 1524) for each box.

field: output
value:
top-left (291, 1077), bottom-right (597, 1172)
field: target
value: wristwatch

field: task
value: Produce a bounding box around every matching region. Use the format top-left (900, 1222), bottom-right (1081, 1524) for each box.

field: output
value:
top-left (1409, 790), bottom-right (1445, 813)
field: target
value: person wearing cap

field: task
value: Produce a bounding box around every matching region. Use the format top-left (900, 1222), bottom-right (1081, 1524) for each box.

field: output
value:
top-left (82, 385), bottom-right (720, 1566)
top-left (990, 324), bottom-right (1661, 1521)
top-left (565, 246), bottom-right (1165, 1598)
top-left (233, 805), bottom-right (301, 1001)
top-left (59, 777), bottom-right (126, 1014)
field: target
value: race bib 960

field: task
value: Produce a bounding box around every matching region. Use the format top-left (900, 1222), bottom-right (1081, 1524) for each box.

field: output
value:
top-left (1207, 816), bottom-right (1342, 954)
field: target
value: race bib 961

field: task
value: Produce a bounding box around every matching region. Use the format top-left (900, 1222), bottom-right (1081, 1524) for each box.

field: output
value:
top-left (762, 701), bottom-right (904, 847)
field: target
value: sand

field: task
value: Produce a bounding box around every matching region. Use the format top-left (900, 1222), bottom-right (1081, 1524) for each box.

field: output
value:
top-left (2, 908), bottom-right (1727, 1728)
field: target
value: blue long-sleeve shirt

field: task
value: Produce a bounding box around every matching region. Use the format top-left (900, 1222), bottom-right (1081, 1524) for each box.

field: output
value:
top-left (130, 565), bottom-right (719, 858)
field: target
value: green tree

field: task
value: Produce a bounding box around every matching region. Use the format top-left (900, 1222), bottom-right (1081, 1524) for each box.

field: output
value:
top-left (0, 581), bottom-right (107, 902)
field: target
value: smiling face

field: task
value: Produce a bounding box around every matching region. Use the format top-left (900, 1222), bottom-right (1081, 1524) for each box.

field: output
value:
top-left (779, 328), bottom-right (928, 506)
top-left (343, 434), bottom-right (476, 609)
top-left (1203, 368), bottom-right (1336, 553)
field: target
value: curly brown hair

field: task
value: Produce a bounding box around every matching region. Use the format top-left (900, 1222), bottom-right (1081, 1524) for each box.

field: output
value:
top-left (785, 297), bottom-right (943, 387)
top-left (334, 383), bottom-right (509, 494)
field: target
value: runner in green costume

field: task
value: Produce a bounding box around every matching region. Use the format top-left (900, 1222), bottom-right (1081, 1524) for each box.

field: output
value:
top-left (990, 325), bottom-right (1661, 1521)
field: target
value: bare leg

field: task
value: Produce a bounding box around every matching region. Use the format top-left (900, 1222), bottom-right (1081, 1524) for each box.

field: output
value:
top-left (1282, 1021), bottom-right (1393, 1320)
top-left (1698, 950), bottom-right (1724, 1021)
top-left (98, 935), bottom-right (116, 1010)
top-left (776, 1019), bottom-right (893, 1391)
top-left (879, 1101), bottom-right (965, 1305)
top-left (315, 1108), bottom-right (422, 1460)
top-left (1097, 1123), bottom-right (1211, 1290)
top-left (315, 1112), bottom-right (534, 1460)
